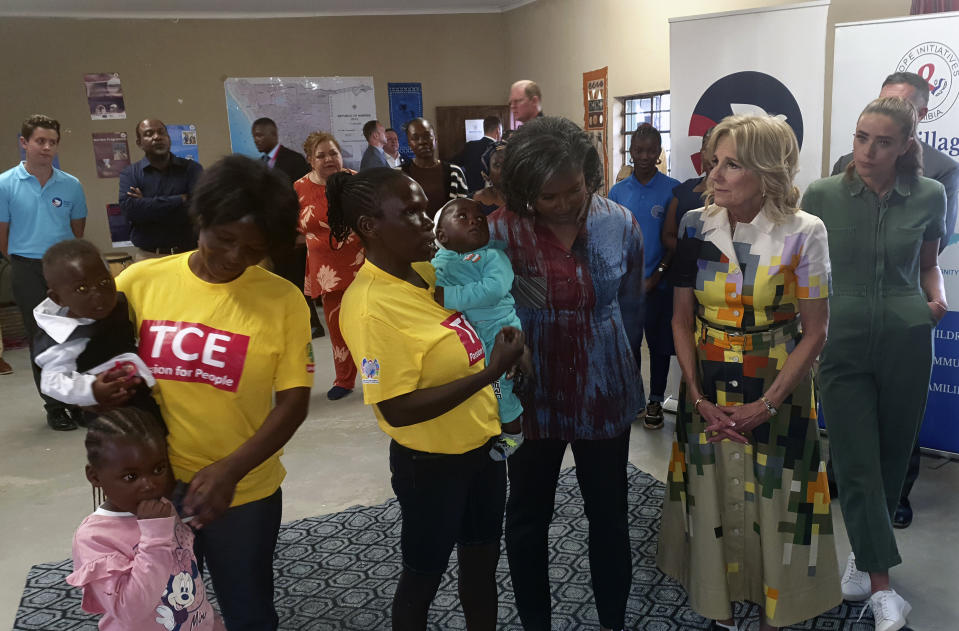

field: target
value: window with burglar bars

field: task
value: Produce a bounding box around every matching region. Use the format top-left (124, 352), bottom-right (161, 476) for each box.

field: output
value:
top-left (622, 91), bottom-right (671, 174)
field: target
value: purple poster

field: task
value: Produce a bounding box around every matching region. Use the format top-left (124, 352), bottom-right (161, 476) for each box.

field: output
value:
top-left (92, 132), bottom-right (131, 178)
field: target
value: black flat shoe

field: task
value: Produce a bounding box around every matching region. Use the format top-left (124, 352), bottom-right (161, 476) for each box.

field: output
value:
top-left (893, 498), bottom-right (913, 528)
top-left (327, 386), bottom-right (352, 401)
top-left (47, 409), bottom-right (78, 431)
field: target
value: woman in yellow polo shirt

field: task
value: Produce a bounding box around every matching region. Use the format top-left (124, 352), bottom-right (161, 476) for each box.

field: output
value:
top-left (332, 167), bottom-right (525, 630)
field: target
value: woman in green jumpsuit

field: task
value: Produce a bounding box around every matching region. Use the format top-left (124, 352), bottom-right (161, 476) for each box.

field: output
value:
top-left (801, 97), bottom-right (947, 631)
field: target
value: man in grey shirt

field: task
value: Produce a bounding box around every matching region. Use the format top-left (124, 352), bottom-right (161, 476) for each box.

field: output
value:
top-left (830, 71), bottom-right (959, 529)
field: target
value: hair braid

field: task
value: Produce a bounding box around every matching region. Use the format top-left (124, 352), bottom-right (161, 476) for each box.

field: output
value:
top-left (325, 167), bottom-right (409, 248)
top-left (84, 407), bottom-right (167, 467)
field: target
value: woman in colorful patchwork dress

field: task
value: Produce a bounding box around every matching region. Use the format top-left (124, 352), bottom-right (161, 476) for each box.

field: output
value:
top-left (802, 97), bottom-right (946, 631)
top-left (295, 131), bottom-right (364, 400)
top-left (657, 115), bottom-right (841, 631)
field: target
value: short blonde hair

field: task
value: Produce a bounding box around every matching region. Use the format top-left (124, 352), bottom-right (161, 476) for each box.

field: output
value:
top-left (303, 131), bottom-right (341, 160)
top-left (704, 115), bottom-right (800, 222)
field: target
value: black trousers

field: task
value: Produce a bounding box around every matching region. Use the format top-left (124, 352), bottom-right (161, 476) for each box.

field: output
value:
top-left (900, 436), bottom-right (921, 501)
top-left (271, 243), bottom-right (321, 332)
top-left (10, 255), bottom-right (67, 413)
top-left (505, 428), bottom-right (632, 630)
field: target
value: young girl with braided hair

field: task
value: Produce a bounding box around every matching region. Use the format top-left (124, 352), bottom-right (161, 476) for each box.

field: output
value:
top-left (66, 407), bottom-right (225, 631)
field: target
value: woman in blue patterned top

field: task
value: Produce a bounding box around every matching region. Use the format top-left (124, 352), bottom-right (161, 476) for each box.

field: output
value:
top-left (488, 116), bottom-right (645, 631)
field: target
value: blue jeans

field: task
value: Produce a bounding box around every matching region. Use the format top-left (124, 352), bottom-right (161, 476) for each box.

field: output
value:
top-left (193, 487), bottom-right (283, 631)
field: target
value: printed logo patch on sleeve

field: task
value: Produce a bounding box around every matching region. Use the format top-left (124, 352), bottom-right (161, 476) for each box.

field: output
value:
top-left (361, 358), bottom-right (380, 384)
top-left (440, 313), bottom-right (485, 366)
top-left (138, 320), bottom-right (249, 392)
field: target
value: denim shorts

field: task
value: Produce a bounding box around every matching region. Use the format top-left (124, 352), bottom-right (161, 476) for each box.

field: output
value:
top-left (389, 438), bottom-right (507, 575)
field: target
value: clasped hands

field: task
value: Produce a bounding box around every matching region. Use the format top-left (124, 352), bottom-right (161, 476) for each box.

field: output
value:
top-left (698, 397), bottom-right (772, 444)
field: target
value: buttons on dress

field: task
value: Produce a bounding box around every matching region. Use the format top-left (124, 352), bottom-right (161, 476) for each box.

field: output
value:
top-left (732, 452), bottom-right (742, 461)
top-left (732, 310), bottom-right (740, 316)
top-left (730, 292), bottom-right (738, 298)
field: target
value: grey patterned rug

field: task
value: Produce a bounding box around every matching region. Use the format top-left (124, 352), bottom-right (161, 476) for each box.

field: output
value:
top-left (15, 465), bottom-right (893, 630)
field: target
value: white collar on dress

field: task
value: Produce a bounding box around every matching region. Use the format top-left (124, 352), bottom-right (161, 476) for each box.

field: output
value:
top-left (94, 506), bottom-right (135, 517)
top-left (33, 297), bottom-right (95, 344)
top-left (699, 202), bottom-right (782, 271)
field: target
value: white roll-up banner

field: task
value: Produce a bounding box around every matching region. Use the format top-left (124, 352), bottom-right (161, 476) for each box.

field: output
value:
top-left (669, 1), bottom-right (828, 192)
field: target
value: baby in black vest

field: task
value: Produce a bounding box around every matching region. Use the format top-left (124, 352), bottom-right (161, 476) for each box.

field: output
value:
top-left (33, 239), bottom-right (161, 423)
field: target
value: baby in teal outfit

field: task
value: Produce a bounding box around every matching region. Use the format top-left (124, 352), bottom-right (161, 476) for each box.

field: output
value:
top-left (432, 198), bottom-right (526, 460)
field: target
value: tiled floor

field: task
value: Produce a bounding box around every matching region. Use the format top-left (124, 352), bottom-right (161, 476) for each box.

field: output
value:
top-left (1, 336), bottom-right (956, 629)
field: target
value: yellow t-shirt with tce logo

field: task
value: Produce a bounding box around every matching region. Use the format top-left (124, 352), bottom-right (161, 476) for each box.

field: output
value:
top-left (117, 253), bottom-right (314, 507)
top-left (341, 260), bottom-right (500, 454)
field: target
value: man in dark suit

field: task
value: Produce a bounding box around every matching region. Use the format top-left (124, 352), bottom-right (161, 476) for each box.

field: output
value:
top-left (830, 71), bottom-right (959, 529)
top-left (252, 117), bottom-right (310, 184)
top-left (451, 115), bottom-right (502, 193)
top-left (359, 119), bottom-right (391, 171)
top-left (250, 117), bottom-right (324, 337)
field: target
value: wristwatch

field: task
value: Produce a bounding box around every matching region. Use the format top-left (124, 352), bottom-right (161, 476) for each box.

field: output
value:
top-left (759, 395), bottom-right (778, 417)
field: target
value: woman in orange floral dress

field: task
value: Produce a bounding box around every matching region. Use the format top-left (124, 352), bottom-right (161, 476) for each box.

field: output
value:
top-left (295, 132), bottom-right (365, 400)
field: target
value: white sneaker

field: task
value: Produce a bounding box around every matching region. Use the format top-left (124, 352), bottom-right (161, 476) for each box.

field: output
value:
top-left (860, 589), bottom-right (911, 631)
top-left (841, 551), bottom-right (871, 601)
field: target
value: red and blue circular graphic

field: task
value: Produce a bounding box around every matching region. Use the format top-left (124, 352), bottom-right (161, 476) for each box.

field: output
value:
top-left (688, 71), bottom-right (803, 172)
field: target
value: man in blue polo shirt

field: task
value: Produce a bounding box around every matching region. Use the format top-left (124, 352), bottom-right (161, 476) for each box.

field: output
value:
top-left (608, 123), bottom-right (680, 430)
top-left (119, 118), bottom-right (203, 260)
top-left (0, 114), bottom-right (87, 430)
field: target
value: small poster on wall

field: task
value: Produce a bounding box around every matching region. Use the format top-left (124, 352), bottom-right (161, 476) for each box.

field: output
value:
top-left (464, 119), bottom-right (485, 142)
top-left (388, 82), bottom-right (423, 160)
top-left (91, 132), bottom-right (131, 178)
top-left (583, 67), bottom-right (609, 193)
top-left (84, 73), bottom-right (127, 120)
top-left (167, 124), bottom-right (199, 161)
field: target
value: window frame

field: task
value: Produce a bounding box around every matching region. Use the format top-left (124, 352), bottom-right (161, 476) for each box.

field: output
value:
top-left (620, 90), bottom-right (672, 175)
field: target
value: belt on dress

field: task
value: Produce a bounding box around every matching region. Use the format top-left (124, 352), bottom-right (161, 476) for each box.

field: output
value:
top-left (696, 317), bottom-right (802, 352)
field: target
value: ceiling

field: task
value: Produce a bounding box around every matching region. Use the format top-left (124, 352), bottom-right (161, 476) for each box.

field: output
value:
top-left (0, 0), bottom-right (534, 18)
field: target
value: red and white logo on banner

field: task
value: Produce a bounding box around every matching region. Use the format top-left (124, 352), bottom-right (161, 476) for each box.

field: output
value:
top-left (139, 320), bottom-right (249, 392)
top-left (440, 313), bottom-right (485, 366)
